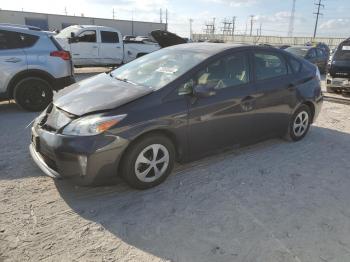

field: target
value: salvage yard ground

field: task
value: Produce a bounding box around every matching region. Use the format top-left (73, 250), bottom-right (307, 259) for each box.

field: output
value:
top-left (1, 70), bottom-right (350, 262)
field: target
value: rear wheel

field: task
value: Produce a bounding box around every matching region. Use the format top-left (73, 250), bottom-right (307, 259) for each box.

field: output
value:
top-left (121, 134), bottom-right (175, 189)
top-left (285, 105), bottom-right (312, 142)
top-left (14, 77), bottom-right (53, 111)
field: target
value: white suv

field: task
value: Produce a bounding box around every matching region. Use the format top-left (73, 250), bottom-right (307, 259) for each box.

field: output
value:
top-left (0, 24), bottom-right (75, 111)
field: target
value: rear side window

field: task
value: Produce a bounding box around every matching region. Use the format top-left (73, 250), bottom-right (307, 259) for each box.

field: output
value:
top-left (77, 30), bottom-right (96, 43)
top-left (254, 52), bottom-right (287, 80)
top-left (0, 30), bottom-right (38, 50)
top-left (101, 31), bottom-right (119, 43)
top-left (308, 49), bottom-right (317, 58)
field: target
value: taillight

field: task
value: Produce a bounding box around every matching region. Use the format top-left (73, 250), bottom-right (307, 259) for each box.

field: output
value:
top-left (50, 50), bottom-right (71, 61)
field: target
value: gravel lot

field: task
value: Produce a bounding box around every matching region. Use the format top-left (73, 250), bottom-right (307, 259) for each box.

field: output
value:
top-left (1, 72), bottom-right (350, 262)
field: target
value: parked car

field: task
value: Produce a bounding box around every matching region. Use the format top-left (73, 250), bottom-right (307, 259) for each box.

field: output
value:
top-left (30, 43), bottom-right (323, 189)
top-left (55, 25), bottom-right (160, 67)
top-left (0, 25), bottom-right (75, 111)
top-left (285, 46), bottom-right (328, 73)
top-left (305, 41), bottom-right (330, 57)
top-left (279, 45), bottom-right (291, 50)
top-left (326, 39), bottom-right (350, 93)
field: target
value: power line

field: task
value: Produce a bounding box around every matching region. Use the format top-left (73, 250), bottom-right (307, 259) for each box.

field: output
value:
top-left (288, 0), bottom-right (296, 37)
top-left (313, 0), bottom-right (324, 38)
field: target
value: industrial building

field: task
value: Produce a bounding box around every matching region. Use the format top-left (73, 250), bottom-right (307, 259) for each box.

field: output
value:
top-left (0, 9), bottom-right (166, 36)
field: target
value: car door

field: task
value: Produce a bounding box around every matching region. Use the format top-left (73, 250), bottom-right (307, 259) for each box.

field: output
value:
top-left (250, 50), bottom-right (296, 140)
top-left (70, 30), bottom-right (99, 66)
top-left (0, 30), bottom-right (27, 94)
top-left (99, 30), bottom-right (123, 65)
top-left (185, 51), bottom-right (256, 159)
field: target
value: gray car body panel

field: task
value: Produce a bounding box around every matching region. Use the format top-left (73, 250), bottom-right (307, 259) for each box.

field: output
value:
top-left (54, 73), bottom-right (153, 116)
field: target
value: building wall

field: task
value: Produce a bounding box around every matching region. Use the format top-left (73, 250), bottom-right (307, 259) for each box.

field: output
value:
top-left (0, 9), bottom-right (166, 36)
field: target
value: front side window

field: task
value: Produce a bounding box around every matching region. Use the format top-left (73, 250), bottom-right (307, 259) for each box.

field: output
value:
top-left (111, 48), bottom-right (210, 90)
top-left (254, 52), bottom-right (287, 80)
top-left (194, 52), bottom-right (250, 90)
top-left (289, 57), bottom-right (302, 73)
top-left (101, 31), bottom-right (119, 43)
top-left (316, 48), bottom-right (324, 57)
top-left (77, 30), bottom-right (96, 43)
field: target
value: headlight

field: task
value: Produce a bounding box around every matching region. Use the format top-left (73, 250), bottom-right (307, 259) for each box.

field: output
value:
top-left (62, 114), bottom-right (127, 136)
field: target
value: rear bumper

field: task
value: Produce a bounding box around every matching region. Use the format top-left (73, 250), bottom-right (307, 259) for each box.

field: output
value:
top-left (53, 75), bottom-right (75, 91)
top-left (326, 76), bottom-right (350, 91)
top-left (29, 126), bottom-right (129, 183)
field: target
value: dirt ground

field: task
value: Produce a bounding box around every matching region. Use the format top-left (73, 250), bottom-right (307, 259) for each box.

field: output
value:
top-left (1, 81), bottom-right (350, 261)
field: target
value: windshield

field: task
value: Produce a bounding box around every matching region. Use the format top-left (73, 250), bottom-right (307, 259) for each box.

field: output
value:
top-left (285, 47), bottom-right (309, 58)
top-left (56, 26), bottom-right (80, 38)
top-left (110, 48), bottom-right (210, 90)
top-left (334, 44), bottom-right (350, 60)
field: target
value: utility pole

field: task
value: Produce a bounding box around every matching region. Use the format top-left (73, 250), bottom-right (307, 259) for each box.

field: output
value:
top-left (165, 9), bottom-right (168, 31)
top-left (64, 7), bottom-right (68, 16)
top-left (313, 0), bottom-right (324, 38)
top-left (160, 8), bottom-right (163, 23)
top-left (288, 0), bottom-right (296, 37)
top-left (249, 15), bottom-right (255, 36)
top-left (232, 16), bottom-right (236, 35)
top-left (112, 8), bottom-right (115, 20)
top-left (189, 18), bottom-right (193, 40)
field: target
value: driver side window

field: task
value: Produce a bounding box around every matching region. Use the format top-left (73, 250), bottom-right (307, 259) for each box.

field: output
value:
top-left (178, 52), bottom-right (250, 95)
top-left (77, 30), bottom-right (96, 43)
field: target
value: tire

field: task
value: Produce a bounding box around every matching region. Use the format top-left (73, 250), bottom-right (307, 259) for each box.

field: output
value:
top-left (285, 105), bottom-right (312, 142)
top-left (121, 134), bottom-right (175, 189)
top-left (14, 77), bottom-right (53, 111)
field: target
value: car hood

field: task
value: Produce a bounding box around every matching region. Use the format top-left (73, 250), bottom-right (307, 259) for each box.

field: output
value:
top-left (150, 30), bottom-right (186, 48)
top-left (54, 73), bottom-right (153, 116)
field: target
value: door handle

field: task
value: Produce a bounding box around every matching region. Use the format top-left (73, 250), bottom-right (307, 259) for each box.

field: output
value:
top-left (116, 46), bottom-right (121, 49)
top-left (92, 46), bottom-right (98, 48)
top-left (5, 57), bottom-right (22, 63)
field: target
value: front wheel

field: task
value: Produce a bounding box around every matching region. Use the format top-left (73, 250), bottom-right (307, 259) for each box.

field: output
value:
top-left (14, 77), bottom-right (53, 111)
top-left (121, 135), bottom-right (175, 189)
top-left (285, 105), bottom-right (312, 142)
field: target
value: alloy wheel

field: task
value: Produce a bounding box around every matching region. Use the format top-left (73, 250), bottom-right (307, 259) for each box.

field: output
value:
top-left (134, 144), bottom-right (169, 183)
top-left (293, 111), bottom-right (309, 137)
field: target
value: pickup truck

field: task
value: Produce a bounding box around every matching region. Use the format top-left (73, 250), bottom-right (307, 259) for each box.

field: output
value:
top-left (55, 25), bottom-right (160, 67)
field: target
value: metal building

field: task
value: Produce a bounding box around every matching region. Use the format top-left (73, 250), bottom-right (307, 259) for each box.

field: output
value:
top-left (0, 9), bottom-right (166, 36)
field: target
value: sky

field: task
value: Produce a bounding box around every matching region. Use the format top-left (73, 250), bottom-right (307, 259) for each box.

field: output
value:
top-left (1, 0), bottom-right (349, 38)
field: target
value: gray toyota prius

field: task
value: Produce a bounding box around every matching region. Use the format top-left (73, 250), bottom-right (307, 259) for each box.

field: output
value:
top-left (30, 43), bottom-right (323, 189)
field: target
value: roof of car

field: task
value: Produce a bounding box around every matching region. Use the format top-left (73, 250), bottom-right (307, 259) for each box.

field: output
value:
top-left (164, 42), bottom-right (282, 55)
top-left (0, 25), bottom-right (51, 36)
top-left (165, 43), bottom-right (252, 54)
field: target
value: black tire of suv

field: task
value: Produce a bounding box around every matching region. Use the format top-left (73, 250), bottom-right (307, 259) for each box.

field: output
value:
top-left (284, 105), bottom-right (312, 142)
top-left (14, 77), bottom-right (53, 112)
top-left (121, 134), bottom-right (175, 190)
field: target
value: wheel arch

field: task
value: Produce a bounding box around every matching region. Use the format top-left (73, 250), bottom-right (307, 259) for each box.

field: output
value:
top-left (302, 101), bottom-right (315, 123)
top-left (7, 69), bottom-right (55, 99)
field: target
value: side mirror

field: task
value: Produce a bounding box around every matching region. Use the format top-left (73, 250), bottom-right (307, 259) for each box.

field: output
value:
top-left (68, 32), bottom-right (77, 44)
top-left (70, 32), bottom-right (76, 38)
top-left (193, 84), bottom-right (216, 98)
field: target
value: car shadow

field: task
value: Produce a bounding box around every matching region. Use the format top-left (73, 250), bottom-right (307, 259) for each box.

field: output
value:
top-left (55, 126), bottom-right (350, 261)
